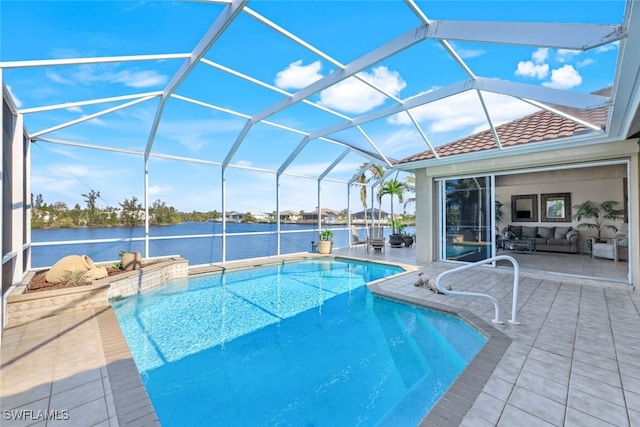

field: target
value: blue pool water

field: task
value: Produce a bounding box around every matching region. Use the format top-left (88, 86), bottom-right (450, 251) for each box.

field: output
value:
top-left (112, 258), bottom-right (486, 426)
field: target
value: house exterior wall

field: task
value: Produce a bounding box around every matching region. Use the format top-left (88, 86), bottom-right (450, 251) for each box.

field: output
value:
top-left (411, 139), bottom-right (640, 288)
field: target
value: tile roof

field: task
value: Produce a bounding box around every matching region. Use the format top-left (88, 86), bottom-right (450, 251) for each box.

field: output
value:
top-left (397, 91), bottom-right (610, 164)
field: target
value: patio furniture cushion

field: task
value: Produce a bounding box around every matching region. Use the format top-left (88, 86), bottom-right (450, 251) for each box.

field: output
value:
top-left (547, 238), bottom-right (570, 246)
top-left (537, 226), bottom-right (555, 239)
top-left (554, 226), bottom-right (571, 239)
top-left (509, 225), bottom-right (522, 238)
top-left (522, 226), bottom-right (537, 238)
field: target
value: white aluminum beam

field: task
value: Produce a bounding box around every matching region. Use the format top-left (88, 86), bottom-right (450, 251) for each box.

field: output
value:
top-left (476, 90), bottom-right (502, 149)
top-left (418, 20), bottom-right (625, 51)
top-left (404, 0), bottom-right (476, 79)
top-left (30, 95), bottom-right (157, 138)
top-left (252, 23), bottom-right (434, 124)
top-left (223, 119), bottom-right (254, 167)
top-left (200, 58), bottom-right (353, 121)
top-left (19, 92), bottom-right (162, 114)
top-left (608, 0), bottom-right (640, 139)
top-left (348, 162), bottom-right (373, 185)
top-left (310, 78), bottom-right (609, 141)
top-left (171, 94), bottom-right (251, 119)
top-left (521, 98), bottom-right (604, 133)
top-left (405, 110), bottom-right (439, 159)
top-left (356, 125), bottom-right (392, 167)
top-left (278, 136), bottom-right (310, 175)
top-left (319, 148), bottom-right (351, 180)
top-left (0, 53), bottom-right (190, 70)
top-left (144, 0), bottom-right (247, 157)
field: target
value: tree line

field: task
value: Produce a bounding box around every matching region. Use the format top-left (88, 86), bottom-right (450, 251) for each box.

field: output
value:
top-left (30, 191), bottom-right (221, 229)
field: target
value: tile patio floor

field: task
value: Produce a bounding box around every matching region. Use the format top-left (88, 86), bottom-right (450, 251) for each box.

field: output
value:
top-left (1, 244), bottom-right (638, 426)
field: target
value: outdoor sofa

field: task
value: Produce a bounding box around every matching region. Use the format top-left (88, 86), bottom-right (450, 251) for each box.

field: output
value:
top-left (506, 225), bottom-right (580, 254)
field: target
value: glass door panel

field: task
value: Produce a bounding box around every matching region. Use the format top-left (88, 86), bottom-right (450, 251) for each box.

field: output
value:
top-left (443, 176), bottom-right (493, 262)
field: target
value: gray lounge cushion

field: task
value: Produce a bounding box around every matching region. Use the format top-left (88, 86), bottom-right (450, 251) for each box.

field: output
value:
top-left (554, 226), bottom-right (571, 239)
top-left (538, 226), bottom-right (554, 239)
top-left (522, 226), bottom-right (537, 238)
top-left (547, 238), bottom-right (570, 246)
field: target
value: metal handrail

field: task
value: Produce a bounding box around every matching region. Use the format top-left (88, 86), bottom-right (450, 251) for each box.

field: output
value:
top-left (436, 255), bottom-right (521, 325)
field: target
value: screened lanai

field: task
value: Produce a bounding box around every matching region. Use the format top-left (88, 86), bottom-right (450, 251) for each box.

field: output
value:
top-left (2, 1), bottom-right (640, 290)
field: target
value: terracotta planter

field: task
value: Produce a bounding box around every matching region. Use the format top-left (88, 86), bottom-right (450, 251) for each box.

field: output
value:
top-left (121, 251), bottom-right (142, 271)
top-left (318, 240), bottom-right (332, 254)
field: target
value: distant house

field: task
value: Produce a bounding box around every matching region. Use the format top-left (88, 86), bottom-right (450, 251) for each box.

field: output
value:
top-left (279, 210), bottom-right (301, 222)
top-left (351, 209), bottom-right (389, 222)
top-left (301, 208), bottom-right (341, 224)
top-left (250, 212), bottom-right (270, 222)
top-left (226, 211), bottom-right (244, 221)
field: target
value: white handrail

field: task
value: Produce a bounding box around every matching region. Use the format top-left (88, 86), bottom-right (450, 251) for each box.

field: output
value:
top-left (435, 255), bottom-right (521, 325)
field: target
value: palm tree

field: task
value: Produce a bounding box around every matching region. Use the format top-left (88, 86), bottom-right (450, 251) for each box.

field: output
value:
top-left (378, 178), bottom-right (409, 235)
top-left (353, 163), bottom-right (387, 226)
top-left (368, 164), bottom-right (386, 223)
top-left (403, 173), bottom-right (416, 212)
top-left (353, 163), bottom-right (369, 229)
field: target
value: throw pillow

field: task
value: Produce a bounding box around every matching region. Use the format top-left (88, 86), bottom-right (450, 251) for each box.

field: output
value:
top-left (538, 227), bottom-right (555, 239)
top-left (522, 226), bottom-right (537, 238)
top-left (554, 226), bottom-right (571, 239)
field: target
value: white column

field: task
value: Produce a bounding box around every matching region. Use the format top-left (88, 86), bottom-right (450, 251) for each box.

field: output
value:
top-left (415, 168), bottom-right (433, 263)
top-left (628, 154), bottom-right (639, 289)
top-left (11, 114), bottom-right (24, 288)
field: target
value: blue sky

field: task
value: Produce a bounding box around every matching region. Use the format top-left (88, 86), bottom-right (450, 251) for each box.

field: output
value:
top-left (0, 0), bottom-right (626, 214)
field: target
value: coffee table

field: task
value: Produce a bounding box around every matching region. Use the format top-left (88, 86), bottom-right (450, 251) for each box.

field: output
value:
top-left (499, 238), bottom-right (536, 253)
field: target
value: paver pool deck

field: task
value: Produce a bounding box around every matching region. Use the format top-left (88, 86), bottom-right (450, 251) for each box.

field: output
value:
top-left (1, 247), bottom-right (639, 426)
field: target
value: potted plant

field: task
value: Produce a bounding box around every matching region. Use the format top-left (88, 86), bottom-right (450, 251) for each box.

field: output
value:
top-left (318, 229), bottom-right (334, 254)
top-left (572, 200), bottom-right (625, 242)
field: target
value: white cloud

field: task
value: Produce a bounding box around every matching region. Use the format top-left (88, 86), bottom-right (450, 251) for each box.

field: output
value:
top-left (543, 64), bottom-right (582, 89)
top-left (148, 185), bottom-right (172, 197)
top-left (455, 47), bottom-right (485, 59)
top-left (577, 58), bottom-right (595, 67)
top-left (515, 61), bottom-right (549, 79)
top-left (556, 49), bottom-right (580, 63)
top-left (66, 106), bottom-right (84, 113)
top-left (111, 70), bottom-right (168, 88)
top-left (235, 160), bottom-right (253, 167)
top-left (46, 70), bottom-right (74, 85)
top-left (596, 41), bottom-right (619, 53)
top-left (532, 48), bottom-right (549, 64)
top-left (319, 66), bottom-right (406, 114)
top-left (47, 64), bottom-right (168, 88)
top-left (274, 60), bottom-right (323, 90)
top-left (388, 90), bottom-right (539, 135)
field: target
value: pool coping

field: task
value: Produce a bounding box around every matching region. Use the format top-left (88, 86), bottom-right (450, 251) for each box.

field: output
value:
top-left (368, 283), bottom-right (513, 427)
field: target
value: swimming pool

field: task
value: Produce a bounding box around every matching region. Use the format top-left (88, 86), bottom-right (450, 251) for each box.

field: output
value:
top-left (112, 257), bottom-right (486, 426)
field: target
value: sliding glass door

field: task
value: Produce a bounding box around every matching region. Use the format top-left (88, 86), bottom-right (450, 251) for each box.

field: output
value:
top-left (441, 176), bottom-right (494, 262)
